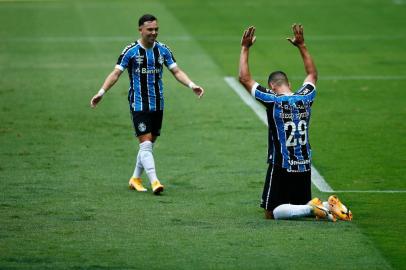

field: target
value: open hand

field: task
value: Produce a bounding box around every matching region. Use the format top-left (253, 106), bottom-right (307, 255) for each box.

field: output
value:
top-left (241, 26), bottom-right (256, 48)
top-left (287, 24), bottom-right (305, 47)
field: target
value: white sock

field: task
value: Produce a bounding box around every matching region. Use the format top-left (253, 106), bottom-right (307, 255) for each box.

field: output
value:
top-left (322, 201), bottom-right (330, 210)
top-left (132, 151), bottom-right (144, 178)
top-left (273, 204), bottom-right (313, 220)
top-left (138, 141), bottom-right (158, 184)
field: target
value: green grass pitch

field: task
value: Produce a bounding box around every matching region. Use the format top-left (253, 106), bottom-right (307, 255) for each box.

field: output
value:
top-left (1, 0), bottom-right (405, 269)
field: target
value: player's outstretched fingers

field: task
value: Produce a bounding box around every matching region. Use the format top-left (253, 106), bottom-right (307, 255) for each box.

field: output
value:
top-left (250, 26), bottom-right (256, 37)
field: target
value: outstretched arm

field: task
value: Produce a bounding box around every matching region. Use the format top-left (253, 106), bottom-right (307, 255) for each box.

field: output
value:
top-left (90, 68), bottom-right (123, 108)
top-left (287, 24), bottom-right (318, 85)
top-left (239, 26), bottom-right (256, 92)
top-left (170, 66), bottom-right (204, 98)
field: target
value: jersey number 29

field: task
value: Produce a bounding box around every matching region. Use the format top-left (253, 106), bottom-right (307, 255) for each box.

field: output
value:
top-left (284, 120), bottom-right (307, 147)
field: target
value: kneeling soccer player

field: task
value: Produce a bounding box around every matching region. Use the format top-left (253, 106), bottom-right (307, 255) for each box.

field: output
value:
top-left (238, 24), bottom-right (352, 221)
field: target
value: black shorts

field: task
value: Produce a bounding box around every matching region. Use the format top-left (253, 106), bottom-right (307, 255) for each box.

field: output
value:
top-left (130, 111), bottom-right (163, 137)
top-left (260, 163), bottom-right (311, 212)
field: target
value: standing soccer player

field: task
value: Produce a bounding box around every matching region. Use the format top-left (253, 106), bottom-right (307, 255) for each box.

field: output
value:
top-left (238, 24), bottom-right (352, 221)
top-left (90, 14), bottom-right (204, 195)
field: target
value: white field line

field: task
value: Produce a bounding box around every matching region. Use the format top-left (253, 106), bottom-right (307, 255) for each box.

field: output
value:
top-left (224, 76), bottom-right (405, 194)
top-left (310, 166), bottom-right (334, 192)
top-left (225, 77), bottom-right (268, 126)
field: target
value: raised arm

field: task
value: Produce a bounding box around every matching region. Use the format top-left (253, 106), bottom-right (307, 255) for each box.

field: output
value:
top-left (238, 26), bottom-right (257, 92)
top-left (170, 66), bottom-right (204, 98)
top-left (287, 24), bottom-right (318, 85)
top-left (90, 68), bottom-right (123, 108)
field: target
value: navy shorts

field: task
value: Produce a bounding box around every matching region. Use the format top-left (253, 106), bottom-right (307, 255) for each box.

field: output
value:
top-left (130, 111), bottom-right (163, 137)
top-left (260, 163), bottom-right (311, 211)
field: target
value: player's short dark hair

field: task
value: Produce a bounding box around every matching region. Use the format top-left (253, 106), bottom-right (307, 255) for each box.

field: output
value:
top-left (138, 14), bottom-right (157, 27)
top-left (268, 71), bottom-right (289, 86)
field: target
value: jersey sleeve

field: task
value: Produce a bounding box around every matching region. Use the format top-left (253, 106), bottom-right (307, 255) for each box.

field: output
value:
top-left (251, 82), bottom-right (277, 104)
top-left (115, 44), bottom-right (135, 71)
top-left (162, 44), bottom-right (177, 70)
top-left (296, 82), bottom-right (316, 102)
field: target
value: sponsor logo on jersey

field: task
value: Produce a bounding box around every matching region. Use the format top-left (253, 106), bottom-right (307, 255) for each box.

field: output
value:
top-left (135, 68), bottom-right (161, 74)
top-left (288, 159), bottom-right (310, 165)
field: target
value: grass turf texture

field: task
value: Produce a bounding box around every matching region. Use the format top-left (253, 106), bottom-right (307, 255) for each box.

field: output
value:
top-left (0, 0), bottom-right (405, 269)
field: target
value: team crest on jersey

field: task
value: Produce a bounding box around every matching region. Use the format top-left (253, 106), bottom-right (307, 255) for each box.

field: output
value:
top-left (158, 55), bottom-right (164, 65)
top-left (135, 54), bottom-right (144, 65)
top-left (138, 122), bottom-right (146, 132)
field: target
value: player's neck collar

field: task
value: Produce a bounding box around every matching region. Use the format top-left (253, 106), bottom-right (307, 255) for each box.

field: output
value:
top-left (273, 88), bottom-right (293, 96)
top-left (138, 39), bottom-right (156, 50)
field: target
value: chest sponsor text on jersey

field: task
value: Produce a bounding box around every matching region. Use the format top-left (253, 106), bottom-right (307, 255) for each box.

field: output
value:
top-left (135, 68), bottom-right (161, 74)
top-left (288, 159), bottom-right (311, 166)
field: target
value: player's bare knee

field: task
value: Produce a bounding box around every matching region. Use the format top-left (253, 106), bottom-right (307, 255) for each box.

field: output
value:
top-left (137, 133), bottom-right (153, 143)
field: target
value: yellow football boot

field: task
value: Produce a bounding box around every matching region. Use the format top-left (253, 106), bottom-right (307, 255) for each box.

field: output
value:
top-left (328, 195), bottom-right (353, 221)
top-left (128, 177), bottom-right (147, 192)
top-left (151, 180), bottom-right (164, 195)
top-left (307, 197), bottom-right (336, 222)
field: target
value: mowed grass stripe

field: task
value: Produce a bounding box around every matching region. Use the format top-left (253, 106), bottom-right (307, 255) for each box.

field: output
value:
top-left (4, 61), bottom-right (406, 82)
top-left (2, 34), bottom-right (406, 42)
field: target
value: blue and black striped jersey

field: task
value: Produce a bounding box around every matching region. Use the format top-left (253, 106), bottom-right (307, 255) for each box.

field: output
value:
top-left (251, 82), bottom-right (316, 172)
top-left (116, 40), bottom-right (177, 112)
